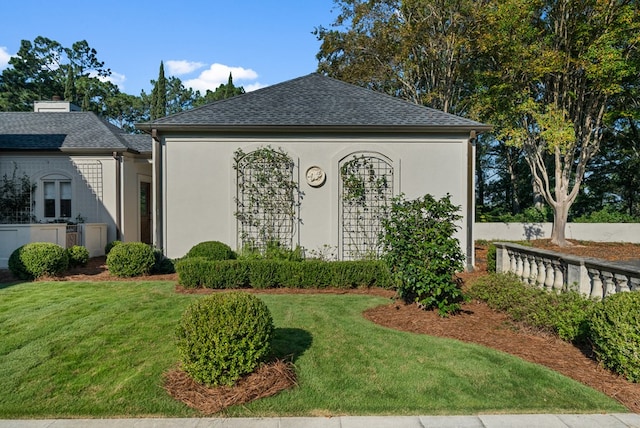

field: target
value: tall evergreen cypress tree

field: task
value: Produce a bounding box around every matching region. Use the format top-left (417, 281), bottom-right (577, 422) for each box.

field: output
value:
top-left (151, 61), bottom-right (167, 119)
top-left (64, 64), bottom-right (77, 105)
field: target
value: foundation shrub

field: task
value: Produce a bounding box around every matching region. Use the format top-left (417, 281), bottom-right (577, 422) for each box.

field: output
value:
top-left (176, 258), bottom-right (392, 289)
top-left (246, 260), bottom-right (283, 289)
top-left (176, 258), bottom-right (248, 288)
top-left (106, 242), bottom-right (155, 277)
top-left (151, 248), bottom-right (175, 274)
top-left (8, 242), bottom-right (69, 279)
top-left (186, 241), bottom-right (236, 261)
top-left (104, 240), bottom-right (121, 255)
top-left (66, 245), bottom-right (89, 268)
top-left (176, 292), bottom-right (274, 387)
top-left (589, 291), bottom-right (640, 382)
top-left (330, 261), bottom-right (393, 288)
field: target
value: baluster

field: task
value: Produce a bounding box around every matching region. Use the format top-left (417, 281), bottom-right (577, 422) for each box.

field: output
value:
top-left (553, 264), bottom-right (564, 292)
top-left (601, 271), bottom-right (615, 297)
top-left (516, 254), bottom-right (524, 280)
top-left (522, 256), bottom-right (531, 285)
top-left (629, 276), bottom-right (640, 292)
top-left (544, 260), bottom-right (554, 291)
top-left (509, 250), bottom-right (517, 274)
top-left (614, 274), bottom-right (630, 293)
top-left (536, 257), bottom-right (546, 287)
top-left (529, 257), bottom-right (539, 286)
top-left (589, 268), bottom-right (603, 300)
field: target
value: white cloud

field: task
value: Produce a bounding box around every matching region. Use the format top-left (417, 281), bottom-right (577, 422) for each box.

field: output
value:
top-left (244, 82), bottom-right (266, 92)
top-left (89, 70), bottom-right (127, 91)
top-left (184, 63), bottom-right (259, 92)
top-left (0, 47), bottom-right (12, 70)
top-left (166, 60), bottom-right (205, 76)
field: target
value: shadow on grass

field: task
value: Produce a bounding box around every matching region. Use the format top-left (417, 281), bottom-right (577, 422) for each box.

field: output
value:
top-left (270, 328), bottom-right (313, 363)
top-left (0, 280), bottom-right (26, 290)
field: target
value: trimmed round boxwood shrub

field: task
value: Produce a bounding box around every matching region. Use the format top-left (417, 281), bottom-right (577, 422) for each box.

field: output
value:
top-left (8, 242), bottom-right (69, 279)
top-left (105, 240), bottom-right (122, 255)
top-left (186, 241), bottom-right (236, 261)
top-left (176, 292), bottom-right (274, 387)
top-left (67, 245), bottom-right (90, 267)
top-left (106, 242), bottom-right (155, 277)
top-left (589, 291), bottom-right (640, 382)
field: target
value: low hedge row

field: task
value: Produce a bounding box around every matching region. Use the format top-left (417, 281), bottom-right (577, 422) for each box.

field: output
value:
top-left (468, 273), bottom-right (596, 342)
top-left (175, 258), bottom-right (393, 289)
top-left (469, 273), bottom-right (640, 383)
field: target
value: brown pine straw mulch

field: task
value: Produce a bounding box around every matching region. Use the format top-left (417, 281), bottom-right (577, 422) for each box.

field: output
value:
top-left (163, 360), bottom-right (297, 415)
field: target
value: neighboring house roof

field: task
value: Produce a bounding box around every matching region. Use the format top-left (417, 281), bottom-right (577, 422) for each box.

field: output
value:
top-left (138, 73), bottom-right (490, 133)
top-left (0, 112), bottom-right (151, 154)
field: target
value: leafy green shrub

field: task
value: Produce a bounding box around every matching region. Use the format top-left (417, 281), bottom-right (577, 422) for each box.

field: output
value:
top-left (486, 244), bottom-right (496, 272)
top-left (237, 241), bottom-right (304, 262)
top-left (105, 240), bottom-right (121, 255)
top-left (176, 258), bottom-right (393, 289)
top-left (176, 258), bottom-right (248, 288)
top-left (381, 193), bottom-right (466, 316)
top-left (246, 260), bottom-right (282, 289)
top-left (589, 291), bottom-right (640, 382)
top-left (573, 206), bottom-right (640, 223)
top-left (106, 242), bottom-right (155, 277)
top-left (8, 242), bottom-right (69, 279)
top-left (151, 247), bottom-right (175, 274)
top-left (186, 241), bottom-right (236, 261)
top-left (66, 245), bottom-right (89, 267)
top-left (176, 292), bottom-right (274, 387)
top-left (469, 273), bottom-right (596, 342)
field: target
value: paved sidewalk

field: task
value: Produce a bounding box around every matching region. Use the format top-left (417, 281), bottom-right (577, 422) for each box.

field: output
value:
top-left (1, 414), bottom-right (639, 428)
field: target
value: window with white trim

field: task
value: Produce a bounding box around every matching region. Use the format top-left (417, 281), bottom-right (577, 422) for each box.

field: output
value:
top-left (42, 175), bottom-right (72, 219)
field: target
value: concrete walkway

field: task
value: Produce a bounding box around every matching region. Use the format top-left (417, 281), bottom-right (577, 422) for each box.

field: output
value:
top-left (1, 414), bottom-right (639, 428)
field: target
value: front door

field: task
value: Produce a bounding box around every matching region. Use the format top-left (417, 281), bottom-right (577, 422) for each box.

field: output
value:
top-left (140, 182), bottom-right (152, 244)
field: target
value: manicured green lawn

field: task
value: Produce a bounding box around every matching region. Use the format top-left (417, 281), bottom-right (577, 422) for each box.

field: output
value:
top-left (0, 281), bottom-right (627, 418)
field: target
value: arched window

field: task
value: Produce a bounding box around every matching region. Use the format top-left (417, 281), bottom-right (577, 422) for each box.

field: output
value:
top-left (234, 146), bottom-right (297, 252)
top-left (339, 153), bottom-right (394, 260)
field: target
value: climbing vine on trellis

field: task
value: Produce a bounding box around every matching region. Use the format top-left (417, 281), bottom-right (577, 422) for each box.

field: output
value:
top-left (234, 146), bottom-right (299, 252)
top-left (0, 164), bottom-right (36, 224)
top-left (339, 154), bottom-right (393, 260)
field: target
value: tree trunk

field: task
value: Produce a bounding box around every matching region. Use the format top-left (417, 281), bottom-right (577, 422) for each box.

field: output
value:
top-left (550, 201), bottom-right (570, 246)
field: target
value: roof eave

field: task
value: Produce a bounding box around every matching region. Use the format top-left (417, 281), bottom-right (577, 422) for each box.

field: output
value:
top-left (0, 147), bottom-right (140, 155)
top-left (136, 124), bottom-right (492, 135)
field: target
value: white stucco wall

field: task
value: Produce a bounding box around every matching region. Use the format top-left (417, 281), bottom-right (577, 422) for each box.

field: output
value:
top-left (158, 133), bottom-right (474, 265)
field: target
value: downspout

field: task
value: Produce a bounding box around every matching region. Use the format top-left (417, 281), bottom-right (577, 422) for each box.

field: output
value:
top-left (113, 152), bottom-right (122, 241)
top-left (466, 131), bottom-right (477, 272)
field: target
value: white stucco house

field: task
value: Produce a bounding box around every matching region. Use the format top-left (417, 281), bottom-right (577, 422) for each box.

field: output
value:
top-left (138, 73), bottom-right (490, 269)
top-left (0, 100), bottom-right (152, 267)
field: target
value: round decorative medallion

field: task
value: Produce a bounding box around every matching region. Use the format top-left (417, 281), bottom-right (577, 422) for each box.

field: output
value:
top-left (306, 166), bottom-right (326, 187)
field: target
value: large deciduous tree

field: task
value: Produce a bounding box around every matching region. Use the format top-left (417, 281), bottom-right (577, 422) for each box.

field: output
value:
top-left (315, 0), bottom-right (480, 114)
top-left (474, 0), bottom-right (640, 245)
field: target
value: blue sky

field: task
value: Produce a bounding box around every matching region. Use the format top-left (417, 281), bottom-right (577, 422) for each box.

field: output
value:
top-left (0, 0), bottom-right (339, 95)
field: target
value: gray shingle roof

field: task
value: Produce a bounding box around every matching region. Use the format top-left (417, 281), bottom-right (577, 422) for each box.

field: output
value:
top-left (139, 73), bottom-right (490, 132)
top-left (0, 112), bottom-right (151, 154)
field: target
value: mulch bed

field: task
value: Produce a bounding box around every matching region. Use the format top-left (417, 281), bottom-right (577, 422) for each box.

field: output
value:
top-left (163, 360), bottom-right (297, 415)
top-left (1, 239), bottom-right (639, 413)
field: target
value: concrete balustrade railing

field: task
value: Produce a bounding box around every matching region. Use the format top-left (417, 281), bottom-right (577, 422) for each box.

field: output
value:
top-left (494, 242), bottom-right (640, 300)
